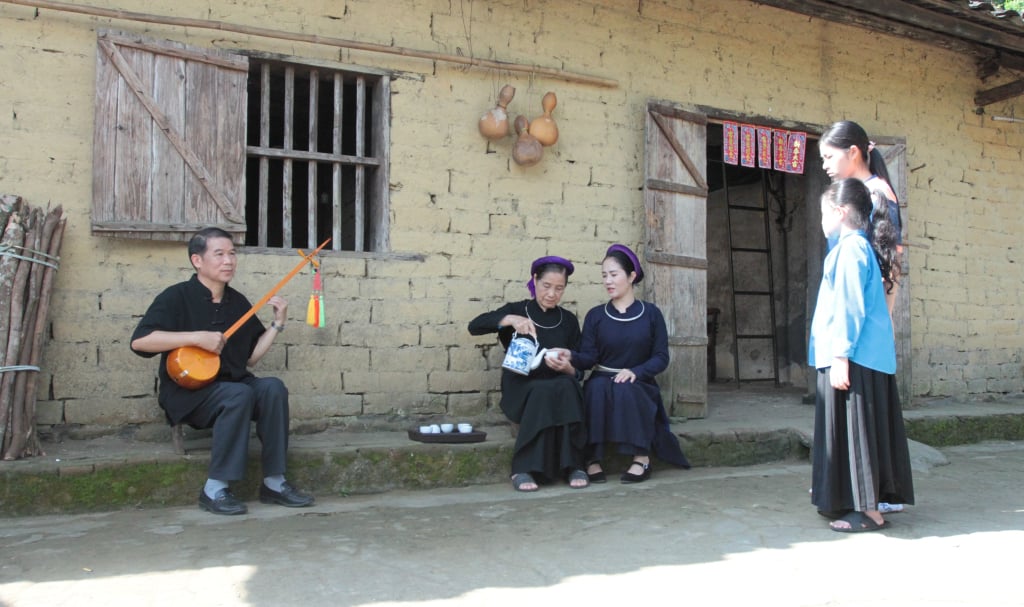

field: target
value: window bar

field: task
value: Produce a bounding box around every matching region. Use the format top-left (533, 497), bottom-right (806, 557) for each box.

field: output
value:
top-left (282, 66), bottom-right (295, 248)
top-left (307, 69), bottom-right (319, 249)
top-left (354, 75), bottom-right (366, 252)
top-left (258, 63), bottom-right (271, 248)
top-left (332, 72), bottom-right (343, 251)
top-left (369, 76), bottom-right (390, 252)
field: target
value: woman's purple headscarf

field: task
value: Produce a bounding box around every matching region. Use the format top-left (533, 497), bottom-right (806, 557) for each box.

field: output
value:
top-left (526, 256), bottom-right (575, 297)
top-left (606, 244), bottom-right (644, 284)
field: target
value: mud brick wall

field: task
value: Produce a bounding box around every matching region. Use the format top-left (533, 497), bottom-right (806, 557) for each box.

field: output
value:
top-left (0, 0), bottom-right (1021, 434)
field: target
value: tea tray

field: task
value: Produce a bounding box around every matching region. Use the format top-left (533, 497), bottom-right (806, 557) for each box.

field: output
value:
top-left (407, 429), bottom-right (487, 444)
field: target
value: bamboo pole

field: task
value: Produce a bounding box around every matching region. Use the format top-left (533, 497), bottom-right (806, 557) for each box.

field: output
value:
top-left (19, 214), bottom-right (65, 459)
top-left (0, 0), bottom-right (619, 88)
top-left (0, 195), bottom-right (18, 232)
top-left (0, 213), bottom-right (26, 455)
top-left (4, 207), bottom-right (62, 459)
top-left (0, 201), bottom-right (64, 460)
top-left (4, 208), bottom-right (41, 458)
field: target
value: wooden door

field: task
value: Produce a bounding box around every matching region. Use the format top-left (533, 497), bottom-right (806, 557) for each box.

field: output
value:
top-left (643, 101), bottom-right (709, 418)
top-left (875, 140), bottom-right (911, 405)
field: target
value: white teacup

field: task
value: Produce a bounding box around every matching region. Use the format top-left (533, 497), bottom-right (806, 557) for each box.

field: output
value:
top-left (440, 423), bottom-right (454, 433)
top-left (429, 424), bottom-right (441, 434)
top-left (418, 425), bottom-right (431, 434)
top-left (458, 423), bottom-right (473, 433)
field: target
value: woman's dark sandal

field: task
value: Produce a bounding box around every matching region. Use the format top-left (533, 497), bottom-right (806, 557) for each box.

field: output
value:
top-left (830, 511), bottom-right (889, 533)
top-left (620, 461), bottom-right (651, 484)
top-left (511, 472), bottom-right (539, 492)
top-left (586, 463), bottom-right (607, 484)
top-left (567, 469), bottom-right (590, 489)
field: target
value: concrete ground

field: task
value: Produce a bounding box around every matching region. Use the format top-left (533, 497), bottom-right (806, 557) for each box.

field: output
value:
top-left (1, 439), bottom-right (1022, 607)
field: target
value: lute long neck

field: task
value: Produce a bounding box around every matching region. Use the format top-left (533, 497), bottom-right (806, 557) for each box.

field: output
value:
top-left (223, 238), bottom-right (331, 339)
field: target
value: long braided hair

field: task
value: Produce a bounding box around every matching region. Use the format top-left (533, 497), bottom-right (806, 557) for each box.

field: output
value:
top-left (823, 179), bottom-right (899, 293)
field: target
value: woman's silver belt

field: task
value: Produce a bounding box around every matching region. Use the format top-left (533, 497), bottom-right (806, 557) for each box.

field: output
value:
top-left (594, 364), bottom-right (624, 373)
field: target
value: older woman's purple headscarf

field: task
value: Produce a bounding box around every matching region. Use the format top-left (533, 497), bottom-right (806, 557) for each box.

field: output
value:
top-left (526, 256), bottom-right (575, 297)
top-left (606, 244), bottom-right (644, 284)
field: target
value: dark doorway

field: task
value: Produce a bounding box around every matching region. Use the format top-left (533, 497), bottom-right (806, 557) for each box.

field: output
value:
top-left (705, 123), bottom-right (822, 387)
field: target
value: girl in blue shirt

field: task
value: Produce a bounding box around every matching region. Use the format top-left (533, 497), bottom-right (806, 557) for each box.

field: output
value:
top-left (809, 179), bottom-right (914, 532)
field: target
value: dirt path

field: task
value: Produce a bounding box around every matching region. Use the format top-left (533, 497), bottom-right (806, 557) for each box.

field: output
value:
top-left (1, 441), bottom-right (1021, 606)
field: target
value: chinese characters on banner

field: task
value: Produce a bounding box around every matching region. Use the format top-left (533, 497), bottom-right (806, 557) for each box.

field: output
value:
top-left (786, 131), bottom-right (807, 173)
top-left (723, 122), bottom-right (807, 174)
top-left (723, 122), bottom-right (740, 165)
top-left (773, 128), bottom-right (789, 169)
top-left (757, 127), bottom-right (772, 169)
top-left (740, 124), bottom-right (756, 167)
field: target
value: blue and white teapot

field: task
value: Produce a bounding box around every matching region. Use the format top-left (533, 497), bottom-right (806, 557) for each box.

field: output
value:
top-left (501, 333), bottom-right (548, 375)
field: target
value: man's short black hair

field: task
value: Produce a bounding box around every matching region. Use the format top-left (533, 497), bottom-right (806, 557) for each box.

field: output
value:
top-left (187, 227), bottom-right (234, 260)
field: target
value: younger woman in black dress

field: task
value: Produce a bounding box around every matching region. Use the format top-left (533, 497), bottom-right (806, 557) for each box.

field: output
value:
top-left (569, 244), bottom-right (689, 484)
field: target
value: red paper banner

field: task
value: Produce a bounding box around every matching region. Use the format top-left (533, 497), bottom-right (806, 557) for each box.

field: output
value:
top-left (786, 131), bottom-right (807, 174)
top-left (723, 121), bottom-right (739, 165)
top-left (723, 124), bottom-right (809, 174)
top-left (757, 128), bottom-right (773, 169)
top-left (740, 124), bottom-right (756, 167)
top-left (773, 129), bottom-right (790, 172)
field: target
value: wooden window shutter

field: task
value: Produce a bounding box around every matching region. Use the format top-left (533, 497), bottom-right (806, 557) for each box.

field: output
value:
top-left (91, 31), bottom-right (248, 242)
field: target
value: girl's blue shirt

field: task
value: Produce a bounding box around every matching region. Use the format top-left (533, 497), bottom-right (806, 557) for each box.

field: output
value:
top-left (809, 227), bottom-right (896, 373)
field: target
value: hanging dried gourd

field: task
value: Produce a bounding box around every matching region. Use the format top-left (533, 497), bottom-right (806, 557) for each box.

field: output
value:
top-left (528, 91), bottom-right (559, 146)
top-left (512, 115), bottom-right (543, 167)
top-left (478, 84), bottom-right (516, 141)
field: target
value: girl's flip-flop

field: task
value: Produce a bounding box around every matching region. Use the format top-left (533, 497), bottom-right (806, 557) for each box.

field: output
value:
top-left (830, 511), bottom-right (889, 533)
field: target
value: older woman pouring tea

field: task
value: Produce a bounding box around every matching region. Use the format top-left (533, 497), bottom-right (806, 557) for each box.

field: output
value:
top-left (468, 256), bottom-right (588, 492)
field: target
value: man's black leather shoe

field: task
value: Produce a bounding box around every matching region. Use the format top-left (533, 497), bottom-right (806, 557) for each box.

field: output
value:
top-left (198, 488), bottom-right (248, 515)
top-left (259, 482), bottom-right (315, 507)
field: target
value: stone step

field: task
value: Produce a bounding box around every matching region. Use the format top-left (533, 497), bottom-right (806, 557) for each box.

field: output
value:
top-left (3, 397), bottom-right (1023, 516)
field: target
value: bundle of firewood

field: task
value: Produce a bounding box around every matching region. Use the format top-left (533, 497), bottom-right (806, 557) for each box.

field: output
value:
top-left (0, 195), bottom-right (66, 460)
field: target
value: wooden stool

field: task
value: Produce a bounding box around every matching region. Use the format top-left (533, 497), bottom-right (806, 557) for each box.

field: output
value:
top-left (171, 424), bottom-right (186, 455)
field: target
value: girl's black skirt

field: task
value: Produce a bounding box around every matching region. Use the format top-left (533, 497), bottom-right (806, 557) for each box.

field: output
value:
top-left (811, 361), bottom-right (915, 513)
